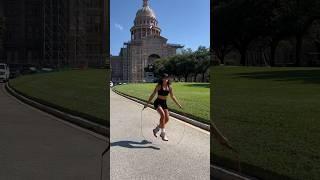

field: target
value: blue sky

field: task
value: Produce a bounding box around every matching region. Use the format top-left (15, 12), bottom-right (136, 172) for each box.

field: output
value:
top-left (110, 0), bottom-right (210, 55)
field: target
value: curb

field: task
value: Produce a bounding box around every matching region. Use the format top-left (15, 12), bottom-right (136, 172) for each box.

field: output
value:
top-left (5, 83), bottom-right (109, 137)
top-left (211, 165), bottom-right (258, 180)
top-left (112, 88), bottom-right (210, 132)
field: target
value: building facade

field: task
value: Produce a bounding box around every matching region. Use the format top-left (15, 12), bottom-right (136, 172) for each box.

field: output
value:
top-left (0, 0), bottom-right (107, 68)
top-left (111, 0), bottom-right (183, 83)
top-left (0, 0), bottom-right (4, 61)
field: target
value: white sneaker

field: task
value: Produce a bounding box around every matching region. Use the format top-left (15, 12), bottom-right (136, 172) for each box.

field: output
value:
top-left (153, 127), bottom-right (160, 137)
top-left (160, 132), bottom-right (169, 141)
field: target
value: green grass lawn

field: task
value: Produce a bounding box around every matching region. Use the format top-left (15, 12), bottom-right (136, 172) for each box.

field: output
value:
top-left (10, 69), bottom-right (108, 125)
top-left (211, 66), bottom-right (320, 180)
top-left (113, 82), bottom-right (210, 123)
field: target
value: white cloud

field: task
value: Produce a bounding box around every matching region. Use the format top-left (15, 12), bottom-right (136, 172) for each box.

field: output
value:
top-left (115, 23), bottom-right (124, 31)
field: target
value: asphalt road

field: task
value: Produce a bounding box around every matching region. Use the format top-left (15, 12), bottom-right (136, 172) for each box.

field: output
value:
top-left (0, 83), bottom-right (109, 180)
top-left (110, 90), bottom-right (210, 180)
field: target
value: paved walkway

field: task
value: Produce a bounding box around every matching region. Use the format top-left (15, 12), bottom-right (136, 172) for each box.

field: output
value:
top-left (110, 90), bottom-right (210, 180)
top-left (0, 84), bottom-right (109, 180)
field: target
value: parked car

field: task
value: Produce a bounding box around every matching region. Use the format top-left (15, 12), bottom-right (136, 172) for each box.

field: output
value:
top-left (41, 68), bottom-right (53, 72)
top-left (0, 63), bottom-right (10, 82)
top-left (20, 64), bottom-right (37, 74)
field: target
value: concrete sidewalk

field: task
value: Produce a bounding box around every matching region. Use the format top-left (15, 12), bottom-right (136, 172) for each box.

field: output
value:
top-left (110, 90), bottom-right (210, 180)
top-left (0, 84), bottom-right (109, 180)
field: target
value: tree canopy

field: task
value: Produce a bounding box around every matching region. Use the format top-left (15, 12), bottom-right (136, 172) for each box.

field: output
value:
top-left (153, 46), bottom-right (210, 82)
top-left (213, 0), bottom-right (320, 66)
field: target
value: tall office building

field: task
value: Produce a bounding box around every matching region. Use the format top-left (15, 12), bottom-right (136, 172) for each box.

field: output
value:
top-left (0, 0), bottom-right (107, 67)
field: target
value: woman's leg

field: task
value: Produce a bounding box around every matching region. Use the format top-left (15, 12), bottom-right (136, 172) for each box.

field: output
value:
top-left (164, 109), bottom-right (170, 125)
top-left (156, 106), bottom-right (165, 128)
top-left (159, 108), bottom-right (169, 141)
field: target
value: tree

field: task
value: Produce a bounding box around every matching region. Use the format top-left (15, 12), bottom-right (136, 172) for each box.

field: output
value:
top-left (213, 3), bottom-right (234, 64)
top-left (153, 58), bottom-right (168, 77)
top-left (173, 48), bottom-right (195, 81)
top-left (199, 54), bottom-right (211, 82)
top-left (263, 0), bottom-right (296, 66)
top-left (291, 0), bottom-right (320, 66)
top-left (194, 46), bottom-right (210, 82)
top-left (152, 46), bottom-right (210, 82)
top-left (214, 0), bottom-right (275, 66)
top-left (166, 55), bottom-right (180, 80)
top-left (274, 0), bottom-right (320, 66)
top-left (177, 55), bottom-right (196, 82)
top-left (181, 48), bottom-right (193, 55)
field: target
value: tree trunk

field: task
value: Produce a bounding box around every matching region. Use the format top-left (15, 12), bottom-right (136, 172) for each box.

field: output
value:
top-left (220, 55), bottom-right (225, 64)
top-left (295, 34), bottom-right (303, 66)
top-left (315, 42), bottom-right (320, 62)
top-left (270, 39), bottom-right (279, 67)
top-left (193, 74), bottom-right (197, 82)
top-left (184, 74), bottom-right (188, 82)
top-left (240, 49), bottom-right (247, 66)
top-left (202, 73), bottom-right (205, 82)
top-left (216, 50), bottom-right (225, 64)
top-left (234, 41), bottom-right (248, 66)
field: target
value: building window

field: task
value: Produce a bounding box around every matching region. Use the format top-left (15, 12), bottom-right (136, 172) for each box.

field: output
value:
top-left (28, 51), bottom-right (32, 62)
top-left (14, 51), bottom-right (19, 62)
top-left (95, 16), bottom-right (101, 23)
top-left (7, 52), bottom-right (12, 62)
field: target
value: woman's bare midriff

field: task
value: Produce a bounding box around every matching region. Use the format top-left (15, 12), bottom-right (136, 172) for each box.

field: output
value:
top-left (157, 95), bottom-right (167, 100)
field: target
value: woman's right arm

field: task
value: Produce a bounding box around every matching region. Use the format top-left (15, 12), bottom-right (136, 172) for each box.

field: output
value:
top-left (144, 85), bottom-right (159, 109)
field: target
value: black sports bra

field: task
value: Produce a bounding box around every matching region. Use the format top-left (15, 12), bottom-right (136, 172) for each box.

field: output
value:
top-left (158, 85), bottom-right (170, 96)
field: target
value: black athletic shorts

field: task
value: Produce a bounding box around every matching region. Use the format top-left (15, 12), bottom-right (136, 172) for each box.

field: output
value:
top-left (154, 98), bottom-right (168, 109)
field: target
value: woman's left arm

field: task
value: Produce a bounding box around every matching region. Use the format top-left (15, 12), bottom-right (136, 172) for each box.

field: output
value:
top-left (169, 87), bottom-right (182, 109)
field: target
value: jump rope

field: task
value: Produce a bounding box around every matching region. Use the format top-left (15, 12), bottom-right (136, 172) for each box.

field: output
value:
top-left (214, 126), bottom-right (242, 173)
top-left (140, 104), bottom-right (244, 172)
top-left (229, 145), bottom-right (242, 173)
top-left (140, 105), bottom-right (186, 147)
top-left (99, 104), bottom-right (187, 179)
top-left (99, 98), bottom-right (242, 178)
top-left (100, 145), bottom-right (109, 180)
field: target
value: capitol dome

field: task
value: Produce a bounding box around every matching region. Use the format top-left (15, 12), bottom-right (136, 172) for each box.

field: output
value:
top-left (131, 0), bottom-right (161, 40)
top-left (136, 5), bottom-right (156, 18)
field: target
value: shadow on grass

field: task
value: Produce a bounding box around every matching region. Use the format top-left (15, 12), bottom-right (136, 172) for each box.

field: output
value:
top-left (233, 69), bottom-right (320, 85)
top-left (111, 140), bottom-right (160, 150)
top-left (183, 83), bottom-right (210, 88)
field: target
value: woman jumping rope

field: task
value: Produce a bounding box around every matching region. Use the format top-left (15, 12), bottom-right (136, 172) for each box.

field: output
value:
top-left (143, 73), bottom-right (182, 141)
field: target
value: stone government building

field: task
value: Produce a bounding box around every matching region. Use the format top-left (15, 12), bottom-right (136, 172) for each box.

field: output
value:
top-left (111, 0), bottom-right (183, 83)
top-left (0, 0), bottom-right (108, 68)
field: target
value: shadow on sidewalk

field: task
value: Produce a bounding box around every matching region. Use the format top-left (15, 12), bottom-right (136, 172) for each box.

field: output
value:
top-left (111, 140), bottom-right (160, 150)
